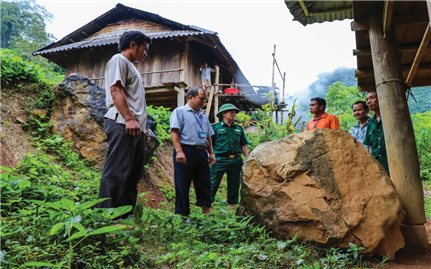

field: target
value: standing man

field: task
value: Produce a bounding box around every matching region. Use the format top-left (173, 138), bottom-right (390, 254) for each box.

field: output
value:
top-left (99, 31), bottom-right (151, 210)
top-left (170, 87), bottom-right (216, 217)
top-left (349, 100), bottom-right (370, 145)
top-left (199, 62), bottom-right (214, 90)
top-left (210, 103), bottom-right (249, 209)
top-left (363, 91), bottom-right (389, 173)
top-left (306, 97), bottom-right (340, 130)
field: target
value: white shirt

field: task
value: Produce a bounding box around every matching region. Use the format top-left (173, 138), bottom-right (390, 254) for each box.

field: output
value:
top-left (104, 54), bottom-right (147, 130)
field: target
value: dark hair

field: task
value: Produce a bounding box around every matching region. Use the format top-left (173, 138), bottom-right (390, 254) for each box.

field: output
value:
top-left (352, 100), bottom-right (369, 110)
top-left (186, 87), bottom-right (205, 98)
top-left (118, 31), bottom-right (152, 52)
top-left (310, 97), bottom-right (326, 110)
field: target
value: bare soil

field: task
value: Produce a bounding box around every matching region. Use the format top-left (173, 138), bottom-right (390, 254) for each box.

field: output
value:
top-left (1, 86), bottom-right (38, 167)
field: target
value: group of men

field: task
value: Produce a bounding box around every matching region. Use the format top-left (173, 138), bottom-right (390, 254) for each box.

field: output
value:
top-left (306, 93), bottom-right (388, 172)
top-left (97, 30), bottom-right (389, 219)
top-left (98, 31), bottom-right (248, 218)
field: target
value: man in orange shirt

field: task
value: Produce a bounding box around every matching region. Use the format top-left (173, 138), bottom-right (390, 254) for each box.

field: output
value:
top-left (306, 97), bottom-right (340, 130)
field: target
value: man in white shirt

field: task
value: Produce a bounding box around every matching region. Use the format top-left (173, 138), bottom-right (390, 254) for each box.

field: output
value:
top-left (99, 31), bottom-right (151, 214)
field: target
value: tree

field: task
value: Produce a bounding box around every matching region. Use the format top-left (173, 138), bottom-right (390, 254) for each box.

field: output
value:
top-left (325, 81), bottom-right (363, 131)
top-left (1, 0), bottom-right (54, 54)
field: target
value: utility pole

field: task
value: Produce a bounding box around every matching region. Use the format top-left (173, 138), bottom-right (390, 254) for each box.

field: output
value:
top-left (271, 44), bottom-right (277, 123)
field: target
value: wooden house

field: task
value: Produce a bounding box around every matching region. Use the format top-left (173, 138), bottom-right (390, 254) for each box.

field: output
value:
top-left (34, 3), bottom-right (267, 116)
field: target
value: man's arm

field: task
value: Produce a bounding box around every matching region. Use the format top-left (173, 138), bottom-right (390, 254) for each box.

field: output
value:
top-left (171, 129), bottom-right (186, 164)
top-left (110, 81), bottom-right (140, 136)
top-left (207, 136), bottom-right (216, 164)
top-left (331, 115), bottom-right (340, 130)
top-left (242, 145), bottom-right (249, 158)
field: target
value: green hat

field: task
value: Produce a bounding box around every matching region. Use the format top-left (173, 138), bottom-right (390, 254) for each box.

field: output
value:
top-left (217, 103), bottom-right (240, 117)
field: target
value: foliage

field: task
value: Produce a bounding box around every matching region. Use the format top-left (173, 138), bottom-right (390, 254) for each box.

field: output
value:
top-left (412, 111), bottom-right (431, 181)
top-left (423, 181), bottom-right (431, 219)
top-left (325, 81), bottom-right (363, 131)
top-left (1, 49), bottom-right (61, 114)
top-left (147, 105), bottom-right (171, 144)
top-left (0, 49), bottom-right (40, 86)
top-left (408, 86), bottom-right (431, 114)
top-left (236, 95), bottom-right (299, 152)
top-left (1, 152), bottom-right (372, 268)
top-left (0, 0), bottom-right (64, 80)
top-left (1, 0), bottom-right (54, 50)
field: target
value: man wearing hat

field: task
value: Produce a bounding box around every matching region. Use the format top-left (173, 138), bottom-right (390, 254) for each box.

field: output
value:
top-left (210, 103), bottom-right (249, 209)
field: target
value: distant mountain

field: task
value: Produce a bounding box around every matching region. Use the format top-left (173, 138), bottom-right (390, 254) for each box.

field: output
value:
top-left (287, 67), bottom-right (357, 124)
top-left (408, 86), bottom-right (431, 114)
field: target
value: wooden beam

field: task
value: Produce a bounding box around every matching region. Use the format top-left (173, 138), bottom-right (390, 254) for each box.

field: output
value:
top-left (368, 15), bottom-right (428, 250)
top-left (146, 88), bottom-right (174, 94)
top-left (383, 0), bottom-right (394, 39)
top-left (214, 65), bottom-right (220, 123)
top-left (351, 21), bottom-right (369, 31)
top-left (406, 24), bottom-right (431, 87)
top-left (356, 63), bottom-right (431, 80)
top-left (205, 66), bottom-right (218, 119)
top-left (353, 44), bottom-right (426, 56)
top-left (175, 86), bottom-right (185, 107)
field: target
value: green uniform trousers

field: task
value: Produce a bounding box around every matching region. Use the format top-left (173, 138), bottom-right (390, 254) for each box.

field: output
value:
top-left (210, 156), bottom-right (243, 205)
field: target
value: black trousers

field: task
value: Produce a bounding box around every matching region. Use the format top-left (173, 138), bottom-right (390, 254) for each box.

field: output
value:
top-left (99, 119), bottom-right (146, 209)
top-left (173, 146), bottom-right (211, 216)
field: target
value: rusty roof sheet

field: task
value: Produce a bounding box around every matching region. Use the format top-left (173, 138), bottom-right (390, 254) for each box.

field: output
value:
top-left (33, 30), bottom-right (206, 55)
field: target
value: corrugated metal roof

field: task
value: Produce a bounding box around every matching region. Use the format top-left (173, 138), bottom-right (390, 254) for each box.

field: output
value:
top-left (33, 30), bottom-right (206, 55)
top-left (284, 0), bottom-right (352, 26)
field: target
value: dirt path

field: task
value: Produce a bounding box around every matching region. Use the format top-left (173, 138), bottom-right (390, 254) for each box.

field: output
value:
top-left (383, 220), bottom-right (431, 268)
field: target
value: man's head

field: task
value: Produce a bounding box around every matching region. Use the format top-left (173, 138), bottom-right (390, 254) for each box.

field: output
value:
top-left (217, 103), bottom-right (240, 122)
top-left (118, 31), bottom-right (152, 62)
top-left (187, 87), bottom-right (207, 110)
top-left (309, 97), bottom-right (326, 115)
top-left (352, 100), bottom-right (369, 121)
top-left (365, 91), bottom-right (379, 112)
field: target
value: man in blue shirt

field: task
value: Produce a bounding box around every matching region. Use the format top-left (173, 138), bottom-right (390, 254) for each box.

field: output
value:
top-left (349, 100), bottom-right (369, 146)
top-left (170, 87), bottom-right (216, 216)
top-left (199, 62), bottom-right (214, 90)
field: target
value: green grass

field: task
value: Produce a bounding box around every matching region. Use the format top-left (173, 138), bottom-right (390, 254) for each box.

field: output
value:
top-left (423, 181), bottom-right (431, 219)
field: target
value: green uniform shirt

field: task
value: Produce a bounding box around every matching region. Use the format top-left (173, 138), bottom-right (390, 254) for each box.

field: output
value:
top-left (212, 121), bottom-right (248, 155)
top-left (363, 115), bottom-right (389, 172)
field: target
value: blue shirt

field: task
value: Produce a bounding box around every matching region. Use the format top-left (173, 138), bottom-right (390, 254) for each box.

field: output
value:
top-left (349, 119), bottom-right (369, 144)
top-left (200, 67), bottom-right (213, 80)
top-left (170, 104), bottom-right (214, 146)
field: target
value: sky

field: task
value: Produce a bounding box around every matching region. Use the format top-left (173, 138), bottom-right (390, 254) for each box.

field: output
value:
top-left (36, 0), bottom-right (356, 97)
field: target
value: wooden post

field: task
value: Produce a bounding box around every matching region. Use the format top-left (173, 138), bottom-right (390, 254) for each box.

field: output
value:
top-left (174, 86), bottom-right (185, 107)
top-left (368, 15), bottom-right (428, 250)
top-left (207, 65), bottom-right (220, 123)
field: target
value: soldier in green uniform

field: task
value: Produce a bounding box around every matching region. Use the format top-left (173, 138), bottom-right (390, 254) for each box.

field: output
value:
top-left (363, 91), bottom-right (389, 173)
top-left (210, 103), bottom-right (249, 209)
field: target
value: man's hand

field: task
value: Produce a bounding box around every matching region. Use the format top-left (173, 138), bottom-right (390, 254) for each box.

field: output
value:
top-left (176, 150), bottom-right (187, 164)
top-left (125, 118), bottom-right (141, 137)
top-left (208, 153), bottom-right (216, 165)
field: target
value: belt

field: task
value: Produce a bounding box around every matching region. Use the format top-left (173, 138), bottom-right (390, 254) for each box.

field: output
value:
top-left (217, 152), bottom-right (241, 159)
top-left (181, 144), bottom-right (208, 151)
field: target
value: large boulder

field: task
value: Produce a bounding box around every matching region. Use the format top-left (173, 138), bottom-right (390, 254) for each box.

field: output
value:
top-left (240, 129), bottom-right (405, 257)
top-left (50, 74), bottom-right (159, 169)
